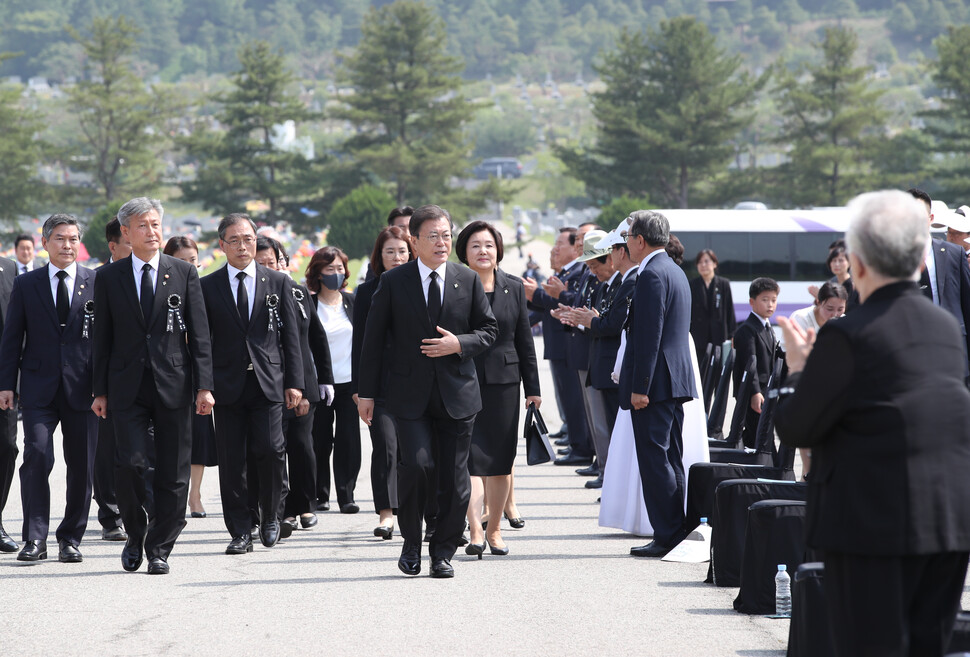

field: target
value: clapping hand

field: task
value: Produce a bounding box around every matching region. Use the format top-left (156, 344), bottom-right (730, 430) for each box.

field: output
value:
top-left (542, 276), bottom-right (566, 298)
top-left (522, 276), bottom-right (538, 301)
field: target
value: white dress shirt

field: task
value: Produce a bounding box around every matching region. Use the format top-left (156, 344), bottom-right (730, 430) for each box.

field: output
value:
top-left (637, 247), bottom-right (665, 272)
top-left (48, 261), bottom-right (78, 303)
top-left (227, 261), bottom-right (257, 319)
top-left (924, 250), bottom-right (940, 305)
top-left (131, 251), bottom-right (160, 298)
top-left (416, 259), bottom-right (447, 306)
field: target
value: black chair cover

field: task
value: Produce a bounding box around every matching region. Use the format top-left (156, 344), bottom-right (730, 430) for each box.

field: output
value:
top-left (701, 342), bottom-right (715, 412)
top-left (685, 462), bottom-right (796, 530)
top-left (711, 354), bottom-right (755, 450)
top-left (733, 500), bottom-right (807, 614)
top-left (707, 348), bottom-right (735, 440)
top-left (947, 611), bottom-right (970, 653)
top-left (708, 478), bottom-right (807, 587)
top-left (787, 563), bottom-right (834, 657)
top-left (710, 359), bottom-right (783, 464)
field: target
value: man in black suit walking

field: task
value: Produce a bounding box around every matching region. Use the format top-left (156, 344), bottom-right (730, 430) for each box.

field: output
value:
top-left (91, 197), bottom-right (215, 575)
top-left (358, 204), bottom-right (498, 578)
top-left (0, 253), bottom-right (17, 554)
top-left (201, 214), bottom-right (304, 554)
top-left (0, 214), bottom-right (98, 563)
top-left (620, 210), bottom-right (697, 558)
top-left (776, 190), bottom-right (970, 656)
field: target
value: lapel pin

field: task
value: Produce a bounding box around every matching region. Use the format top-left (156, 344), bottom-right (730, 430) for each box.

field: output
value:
top-left (504, 288), bottom-right (508, 294)
top-left (453, 282), bottom-right (458, 288)
top-left (261, 277), bottom-right (266, 282)
top-left (164, 274), bottom-right (170, 279)
top-left (162, 281), bottom-right (167, 286)
top-left (79, 284), bottom-right (85, 289)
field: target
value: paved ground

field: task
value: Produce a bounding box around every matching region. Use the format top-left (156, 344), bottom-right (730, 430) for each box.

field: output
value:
top-left (0, 348), bottom-right (799, 657)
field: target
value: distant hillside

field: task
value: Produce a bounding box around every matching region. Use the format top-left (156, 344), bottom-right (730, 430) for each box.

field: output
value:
top-left (0, 0), bottom-right (964, 83)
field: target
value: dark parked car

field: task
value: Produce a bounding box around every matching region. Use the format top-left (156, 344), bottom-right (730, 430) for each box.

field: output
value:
top-left (473, 157), bottom-right (523, 179)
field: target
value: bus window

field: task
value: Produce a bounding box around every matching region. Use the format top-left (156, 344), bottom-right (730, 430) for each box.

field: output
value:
top-left (794, 234), bottom-right (842, 281)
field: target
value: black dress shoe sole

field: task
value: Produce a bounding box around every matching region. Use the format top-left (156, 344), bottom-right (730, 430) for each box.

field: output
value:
top-left (226, 542), bottom-right (254, 555)
top-left (17, 551), bottom-right (47, 562)
top-left (630, 544), bottom-right (671, 558)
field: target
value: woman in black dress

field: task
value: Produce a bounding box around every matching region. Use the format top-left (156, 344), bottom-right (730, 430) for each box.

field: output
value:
top-left (689, 248), bottom-right (737, 365)
top-left (163, 236), bottom-right (217, 518)
top-left (456, 221), bottom-right (541, 557)
top-left (351, 225), bottom-right (412, 539)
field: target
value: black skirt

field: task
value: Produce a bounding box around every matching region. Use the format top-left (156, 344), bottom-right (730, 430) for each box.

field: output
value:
top-left (468, 382), bottom-right (520, 476)
top-left (191, 412), bottom-right (218, 467)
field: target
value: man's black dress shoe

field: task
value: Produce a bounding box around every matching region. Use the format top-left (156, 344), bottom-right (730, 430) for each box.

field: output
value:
top-left (300, 514), bottom-right (318, 529)
top-left (557, 447), bottom-right (571, 456)
top-left (316, 500), bottom-right (330, 511)
top-left (555, 453), bottom-right (593, 466)
top-left (549, 429), bottom-right (566, 439)
top-left (259, 521), bottom-right (280, 548)
top-left (147, 557), bottom-right (169, 575)
top-left (101, 526), bottom-right (127, 541)
top-left (279, 519), bottom-right (294, 540)
top-left (58, 541), bottom-right (82, 563)
top-left (575, 464), bottom-right (599, 476)
top-left (122, 532), bottom-right (145, 572)
top-left (630, 540), bottom-right (672, 558)
top-left (226, 535), bottom-right (253, 555)
top-left (398, 540), bottom-right (421, 576)
top-left (0, 525), bottom-right (18, 552)
top-left (340, 502), bottom-right (360, 514)
top-left (430, 558), bottom-right (454, 578)
top-left (585, 475), bottom-right (604, 489)
top-left (554, 437), bottom-right (570, 446)
top-left (17, 539), bottom-right (47, 562)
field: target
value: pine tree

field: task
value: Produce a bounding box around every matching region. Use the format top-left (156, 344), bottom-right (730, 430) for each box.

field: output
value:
top-left (924, 25), bottom-right (970, 198)
top-left (0, 74), bottom-right (47, 224)
top-left (772, 27), bottom-right (887, 206)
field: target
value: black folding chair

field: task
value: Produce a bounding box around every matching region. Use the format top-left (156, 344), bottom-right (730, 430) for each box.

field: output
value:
top-left (710, 358), bottom-right (783, 465)
top-left (706, 347), bottom-right (735, 440)
top-left (710, 355), bottom-right (754, 452)
top-left (701, 344), bottom-right (720, 413)
top-left (699, 342), bottom-right (714, 400)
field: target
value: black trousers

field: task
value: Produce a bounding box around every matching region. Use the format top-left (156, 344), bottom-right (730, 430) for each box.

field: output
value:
top-left (214, 371), bottom-right (285, 539)
top-left (0, 404), bottom-right (18, 526)
top-left (312, 382), bottom-right (361, 507)
top-left (20, 386), bottom-right (98, 544)
top-left (824, 550), bottom-right (970, 657)
top-left (93, 414), bottom-right (133, 530)
top-left (394, 380), bottom-right (474, 561)
top-left (550, 358), bottom-right (592, 457)
top-left (112, 369), bottom-right (191, 561)
top-left (630, 399), bottom-right (686, 546)
top-left (282, 403), bottom-right (316, 518)
top-left (368, 402), bottom-right (398, 513)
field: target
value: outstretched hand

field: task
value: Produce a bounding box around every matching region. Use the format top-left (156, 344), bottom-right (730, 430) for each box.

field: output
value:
top-left (421, 326), bottom-right (461, 358)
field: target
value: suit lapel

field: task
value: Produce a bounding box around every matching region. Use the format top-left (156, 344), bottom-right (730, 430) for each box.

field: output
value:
top-left (149, 256), bottom-right (172, 325)
top-left (36, 266), bottom-right (60, 328)
top-left (251, 265), bottom-right (268, 332)
top-left (492, 268), bottom-right (510, 316)
top-left (933, 240), bottom-right (948, 303)
top-left (66, 266), bottom-right (92, 327)
top-left (118, 256), bottom-right (144, 329)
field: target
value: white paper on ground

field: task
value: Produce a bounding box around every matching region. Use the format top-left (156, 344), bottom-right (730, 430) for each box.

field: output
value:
top-left (661, 523), bottom-right (712, 563)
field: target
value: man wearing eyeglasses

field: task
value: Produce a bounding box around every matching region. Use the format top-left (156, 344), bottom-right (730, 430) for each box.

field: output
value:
top-left (357, 204), bottom-right (498, 579)
top-left (91, 197), bottom-right (215, 575)
top-left (200, 213), bottom-right (304, 556)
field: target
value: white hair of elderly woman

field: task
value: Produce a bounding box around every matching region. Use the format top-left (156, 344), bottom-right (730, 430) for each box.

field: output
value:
top-left (845, 190), bottom-right (929, 281)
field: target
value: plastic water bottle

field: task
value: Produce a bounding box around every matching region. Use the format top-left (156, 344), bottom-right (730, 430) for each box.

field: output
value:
top-left (775, 564), bottom-right (792, 617)
top-left (700, 517), bottom-right (710, 527)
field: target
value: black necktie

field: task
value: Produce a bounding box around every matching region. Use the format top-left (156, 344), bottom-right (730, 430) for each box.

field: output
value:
top-left (55, 270), bottom-right (69, 328)
top-left (427, 271), bottom-right (441, 327)
top-left (20, 265), bottom-right (27, 275)
top-left (765, 322), bottom-right (777, 351)
top-left (236, 271), bottom-right (249, 325)
top-left (919, 265), bottom-right (934, 301)
top-left (140, 263), bottom-right (154, 322)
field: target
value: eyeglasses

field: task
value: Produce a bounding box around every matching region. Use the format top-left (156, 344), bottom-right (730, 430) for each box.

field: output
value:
top-left (621, 231), bottom-right (630, 240)
top-left (421, 232), bottom-right (452, 243)
top-left (225, 236), bottom-right (256, 247)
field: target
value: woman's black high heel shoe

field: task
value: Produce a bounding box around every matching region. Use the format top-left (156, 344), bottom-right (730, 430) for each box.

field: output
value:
top-left (374, 524), bottom-right (393, 540)
top-left (504, 512), bottom-right (525, 529)
top-left (465, 541), bottom-right (485, 560)
top-left (487, 538), bottom-right (510, 556)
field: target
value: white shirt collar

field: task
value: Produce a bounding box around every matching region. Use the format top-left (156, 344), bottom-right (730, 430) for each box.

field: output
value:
top-left (131, 250), bottom-right (160, 274)
top-left (562, 258), bottom-right (580, 272)
top-left (622, 266), bottom-right (637, 282)
top-left (637, 248), bottom-right (665, 272)
top-left (49, 261), bottom-right (78, 280)
top-left (606, 271), bottom-right (619, 285)
top-left (227, 260), bottom-right (257, 280)
top-left (416, 259), bottom-right (447, 283)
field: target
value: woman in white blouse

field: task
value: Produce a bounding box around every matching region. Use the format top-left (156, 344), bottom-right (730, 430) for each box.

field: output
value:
top-left (306, 247), bottom-right (361, 514)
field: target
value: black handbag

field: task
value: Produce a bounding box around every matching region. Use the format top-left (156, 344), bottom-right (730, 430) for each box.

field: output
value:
top-left (524, 403), bottom-right (556, 465)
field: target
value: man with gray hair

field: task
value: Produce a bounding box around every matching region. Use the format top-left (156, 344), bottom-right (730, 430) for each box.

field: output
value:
top-left (0, 214), bottom-right (98, 563)
top-left (620, 210), bottom-right (697, 558)
top-left (91, 197), bottom-right (215, 575)
top-left (776, 189), bottom-right (970, 655)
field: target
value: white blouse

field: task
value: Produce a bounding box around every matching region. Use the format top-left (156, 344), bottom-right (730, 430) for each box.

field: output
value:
top-left (317, 297), bottom-right (353, 384)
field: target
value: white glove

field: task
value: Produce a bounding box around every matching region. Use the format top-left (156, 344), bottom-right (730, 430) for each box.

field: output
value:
top-left (320, 384), bottom-right (335, 406)
top-left (610, 371), bottom-right (620, 384)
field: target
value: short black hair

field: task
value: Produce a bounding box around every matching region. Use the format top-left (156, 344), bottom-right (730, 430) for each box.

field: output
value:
top-left (387, 206), bottom-right (414, 226)
top-left (456, 220), bottom-right (504, 266)
top-left (105, 218), bottom-right (122, 244)
top-left (749, 277), bottom-right (779, 299)
top-left (408, 204), bottom-right (451, 237)
top-left (593, 254), bottom-right (608, 264)
top-left (907, 188), bottom-right (932, 208)
top-left (14, 234), bottom-right (32, 248)
top-left (817, 281), bottom-right (848, 304)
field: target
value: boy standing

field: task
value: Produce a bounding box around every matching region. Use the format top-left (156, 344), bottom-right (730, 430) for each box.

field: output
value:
top-left (733, 278), bottom-right (783, 448)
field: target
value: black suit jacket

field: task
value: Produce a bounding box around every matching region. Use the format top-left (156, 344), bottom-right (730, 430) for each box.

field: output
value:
top-left (929, 238), bottom-right (970, 377)
top-left (689, 275), bottom-right (736, 352)
top-left (732, 312), bottom-right (778, 397)
top-left (292, 284), bottom-right (333, 403)
top-left (0, 257), bottom-right (15, 337)
top-left (588, 270), bottom-right (636, 390)
top-left (619, 252), bottom-right (696, 408)
top-left (474, 269), bottom-right (540, 396)
top-left (93, 254), bottom-right (213, 410)
top-left (200, 264), bottom-right (304, 405)
top-left (529, 263), bottom-right (585, 361)
top-left (358, 260), bottom-right (498, 420)
top-left (775, 282), bottom-right (970, 555)
top-left (0, 265), bottom-right (96, 411)
top-left (351, 277), bottom-right (386, 397)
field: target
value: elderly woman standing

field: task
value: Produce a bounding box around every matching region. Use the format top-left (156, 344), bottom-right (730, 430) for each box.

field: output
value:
top-left (775, 190), bottom-right (970, 657)
top-left (455, 221), bottom-right (541, 557)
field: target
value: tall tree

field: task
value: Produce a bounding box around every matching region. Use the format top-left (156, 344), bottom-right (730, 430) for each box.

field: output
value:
top-left (335, 0), bottom-right (478, 205)
top-left (772, 26), bottom-right (887, 206)
top-left (180, 40), bottom-right (344, 224)
top-left (0, 53), bottom-right (47, 225)
top-left (559, 17), bottom-right (765, 208)
top-left (66, 16), bottom-right (173, 202)
top-left (925, 25), bottom-right (970, 198)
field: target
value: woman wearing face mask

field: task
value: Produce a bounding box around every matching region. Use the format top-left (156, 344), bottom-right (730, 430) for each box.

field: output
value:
top-left (351, 226), bottom-right (412, 539)
top-left (306, 246), bottom-right (361, 514)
